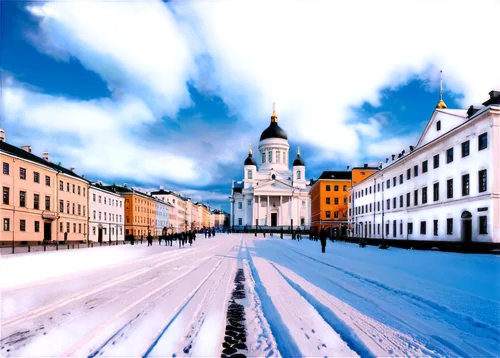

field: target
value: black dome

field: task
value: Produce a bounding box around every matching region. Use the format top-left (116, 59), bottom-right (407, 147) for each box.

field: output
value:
top-left (260, 122), bottom-right (288, 141)
top-left (293, 155), bottom-right (305, 166)
top-left (244, 154), bottom-right (257, 166)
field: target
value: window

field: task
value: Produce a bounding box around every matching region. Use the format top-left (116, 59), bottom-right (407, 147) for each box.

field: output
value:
top-left (20, 167), bottom-right (26, 180)
top-left (238, 202), bottom-right (242, 209)
top-left (59, 181), bottom-right (63, 191)
top-left (33, 194), bottom-right (40, 210)
top-left (479, 169), bottom-right (487, 193)
top-left (45, 175), bottom-right (51, 186)
top-left (72, 184), bottom-right (75, 193)
top-left (67, 182), bottom-right (70, 192)
top-left (247, 170), bottom-right (253, 179)
top-left (386, 199), bottom-right (390, 210)
top-left (433, 220), bottom-right (438, 236)
top-left (386, 223), bottom-right (389, 236)
top-left (343, 185), bottom-right (347, 191)
top-left (66, 201), bottom-right (70, 214)
top-left (400, 221), bottom-right (403, 235)
top-left (83, 188), bottom-right (86, 197)
top-left (433, 154), bottom-right (439, 169)
top-left (420, 221), bottom-right (426, 235)
top-left (433, 182), bottom-right (439, 201)
top-left (326, 211), bottom-right (331, 218)
top-left (422, 160), bottom-right (428, 173)
top-left (262, 152), bottom-right (265, 163)
top-left (393, 177), bottom-right (396, 186)
top-left (414, 190), bottom-right (418, 206)
top-left (377, 183), bottom-right (380, 192)
top-left (268, 151), bottom-right (272, 163)
top-left (73, 223), bottom-right (76, 233)
top-left (45, 196), bottom-right (50, 210)
top-left (393, 197), bottom-right (396, 209)
top-left (446, 148), bottom-right (454, 163)
top-left (60, 200), bottom-right (64, 212)
top-left (478, 133), bottom-right (487, 150)
top-left (406, 192), bottom-right (410, 207)
top-left (334, 185), bottom-right (339, 191)
top-left (93, 226), bottom-right (96, 235)
top-left (66, 222), bottom-right (70, 232)
top-left (3, 187), bottom-right (9, 205)
top-left (401, 174), bottom-right (404, 184)
top-left (20, 191), bottom-right (26, 207)
top-left (462, 140), bottom-right (470, 157)
top-left (72, 203), bottom-right (75, 215)
top-left (99, 195), bottom-right (102, 203)
top-left (297, 170), bottom-right (301, 179)
top-left (447, 218), bottom-right (453, 235)
top-left (406, 169), bottom-right (410, 180)
top-left (35, 221), bottom-right (40, 232)
top-left (238, 218), bottom-right (243, 226)
top-left (479, 216), bottom-right (487, 234)
top-left (393, 220), bottom-right (396, 237)
top-left (276, 151), bottom-right (281, 163)
top-left (93, 193), bottom-right (96, 202)
top-left (104, 197), bottom-right (107, 205)
top-left (4, 218), bottom-right (10, 231)
top-left (447, 179), bottom-right (453, 198)
top-left (326, 197), bottom-right (331, 204)
top-left (247, 199), bottom-right (251, 206)
top-left (399, 195), bottom-right (403, 208)
top-left (436, 120), bottom-right (441, 131)
top-left (422, 187), bottom-right (428, 204)
top-left (462, 174), bottom-right (470, 196)
top-left (377, 224), bottom-right (381, 235)
top-left (3, 162), bottom-right (9, 175)
top-left (335, 198), bottom-right (339, 205)
top-left (386, 180), bottom-right (390, 189)
top-left (34, 172), bottom-right (40, 183)
top-left (414, 165), bottom-right (418, 177)
top-left (78, 204), bottom-right (81, 215)
top-left (79, 224), bottom-right (82, 234)
top-left (325, 185), bottom-right (331, 192)
top-left (377, 202), bottom-right (380, 211)
top-left (78, 186), bottom-right (81, 195)
top-left (334, 211), bottom-right (339, 218)
top-left (20, 219), bottom-right (26, 232)
top-left (408, 222), bottom-right (413, 235)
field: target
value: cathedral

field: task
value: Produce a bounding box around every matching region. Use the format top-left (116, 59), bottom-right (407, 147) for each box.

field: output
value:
top-left (229, 105), bottom-right (311, 229)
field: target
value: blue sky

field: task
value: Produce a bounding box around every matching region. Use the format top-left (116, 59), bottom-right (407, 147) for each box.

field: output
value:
top-left (2, 0), bottom-right (499, 212)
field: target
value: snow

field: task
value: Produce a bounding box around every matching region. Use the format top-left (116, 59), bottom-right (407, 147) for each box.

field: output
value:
top-left (1, 234), bottom-right (499, 358)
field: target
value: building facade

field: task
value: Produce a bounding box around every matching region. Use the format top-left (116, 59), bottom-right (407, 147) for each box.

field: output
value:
top-left (229, 105), bottom-right (311, 229)
top-left (1, 138), bottom-right (88, 244)
top-left (155, 198), bottom-right (170, 237)
top-left (151, 189), bottom-right (187, 232)
top-left (88, 182), bottom-right (124, 243)
top-left (348, 91), bottom-right (500, 244)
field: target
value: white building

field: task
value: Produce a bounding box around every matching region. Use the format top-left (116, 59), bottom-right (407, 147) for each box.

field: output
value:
top-left (154, 198), bottom-right (170, 237)
top-left (151, 189), bottom-right (186, 232)
top-left (229, 105), bottom-right (311, 229)
top-left (89, 182), bottom-right (125, 242)
top-left (348, 90), bottom-right (500, 244)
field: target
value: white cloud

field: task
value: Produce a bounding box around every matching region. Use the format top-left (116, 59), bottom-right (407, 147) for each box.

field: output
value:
top-left (199, 0), bottom-right (500, 151)
top-left (26, 1), bottom-right (195, 118)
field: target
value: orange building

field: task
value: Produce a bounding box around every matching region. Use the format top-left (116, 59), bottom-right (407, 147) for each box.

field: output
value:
top-left (310, 166), bottom-right (378, 236)
top-left (110, 185), bottom-right (156, 239)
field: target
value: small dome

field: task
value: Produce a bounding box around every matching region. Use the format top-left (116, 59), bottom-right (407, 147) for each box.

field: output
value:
top-left (260, 122), bottom-right (288, 141)
top-left (244, 154), bottom-right (256, 166)
top-left (293, 156), bottom-right (305, 166)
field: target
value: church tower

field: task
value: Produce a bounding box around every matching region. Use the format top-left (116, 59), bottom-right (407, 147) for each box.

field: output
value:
top-left (243, 144), bottom-right (256, 188)
top-left (293, 147), bottom-right (307, 188)
top-left (258, 103), bottom-right (290, 174)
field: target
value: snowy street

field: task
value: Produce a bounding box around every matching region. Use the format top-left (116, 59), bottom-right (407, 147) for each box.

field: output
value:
top-left (1, 234), bottom-right (499, 357)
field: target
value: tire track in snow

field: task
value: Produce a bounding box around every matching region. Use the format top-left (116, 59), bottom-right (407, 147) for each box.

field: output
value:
top-left (270, 262), bottom-right (444, 358)
top-left (287, 247), bottom-right (500, 340)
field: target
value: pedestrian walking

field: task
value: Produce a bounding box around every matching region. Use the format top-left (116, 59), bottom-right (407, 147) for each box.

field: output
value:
top-left (188, 232), bottom-right (193, 246)
top-left (147, 232), bottom-right (153, 247)
top-left (204, 228), bottom-right (208, 238)
top-left (319, 227), bottom-right (327, 253)
top-left (212, 228), bottom-right (215, 237)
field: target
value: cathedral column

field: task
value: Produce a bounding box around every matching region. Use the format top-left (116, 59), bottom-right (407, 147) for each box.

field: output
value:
top-left (289, 194), bottom-right (293, 228)
top-left (267, 196), bottom-right (270, 226)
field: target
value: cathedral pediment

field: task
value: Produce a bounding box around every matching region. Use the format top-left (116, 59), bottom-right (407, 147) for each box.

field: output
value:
top-left (254, 179), bottom-right (293, 192)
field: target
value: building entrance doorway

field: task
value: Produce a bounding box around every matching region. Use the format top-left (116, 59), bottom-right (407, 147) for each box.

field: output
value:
top-left (271, 213), bottom-right (278, 226)
top-left (43, 222), bottom-right (51, 242)
top-left (461, 211), bottom-right (472, 244)
top-left (98, 228), bottom-right (103, 243)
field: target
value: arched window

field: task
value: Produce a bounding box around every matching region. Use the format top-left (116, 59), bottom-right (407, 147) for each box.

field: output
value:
top-left (276, 151), bottom-right (281, 163)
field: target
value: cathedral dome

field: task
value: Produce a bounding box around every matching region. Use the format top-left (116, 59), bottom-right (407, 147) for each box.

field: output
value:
top-left (293, 147), bottom-right (305, 166)
top-left (260, 104), bottom-right (288, 141)
top-left (244, 154), bottom-right (257, 166)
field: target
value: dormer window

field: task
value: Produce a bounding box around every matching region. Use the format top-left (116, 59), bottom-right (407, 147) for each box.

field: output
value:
top-left (436, 120), bottom-right (441, 131)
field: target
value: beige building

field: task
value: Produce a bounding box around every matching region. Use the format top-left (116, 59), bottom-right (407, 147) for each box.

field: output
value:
top-left (1, 136), bottom-right (88, 244)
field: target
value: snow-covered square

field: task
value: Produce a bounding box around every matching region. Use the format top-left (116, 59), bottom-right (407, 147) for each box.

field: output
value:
top-left (1, 234), bottom-right (499, 357)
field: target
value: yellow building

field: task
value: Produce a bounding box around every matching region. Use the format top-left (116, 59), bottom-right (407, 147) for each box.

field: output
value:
top-left (1, 139), bottom-right (88, 244)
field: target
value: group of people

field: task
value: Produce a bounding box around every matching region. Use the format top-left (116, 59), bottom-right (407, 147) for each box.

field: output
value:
top-left (204, 227), bottom-right (216, 238)
top-left (158, 231), bottom-right (197, 247)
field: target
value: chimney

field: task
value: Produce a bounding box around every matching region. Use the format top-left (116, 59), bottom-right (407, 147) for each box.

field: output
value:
top-left (70, 167), bottom-right (75, 172)
top-left (363, 163), bottom-right (368, 168)
top-left (482, 90), bottom-right (500, 106)
top-left (0, 129), bottom-right (5, 142)
top-left (21, 145), bottom-right (32, 153)
top-left (42, 152), bottom-right (49, 161)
